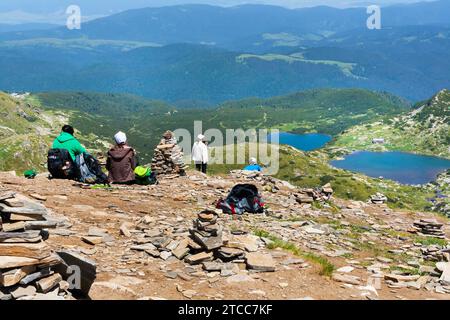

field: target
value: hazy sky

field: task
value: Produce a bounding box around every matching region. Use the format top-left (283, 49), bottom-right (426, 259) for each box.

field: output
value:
top-left (0, 0), bottom-right (435, 24)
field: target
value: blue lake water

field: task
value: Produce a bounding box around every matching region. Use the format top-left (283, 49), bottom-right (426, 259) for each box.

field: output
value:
top-left (330, 151), bottom-right (450, 185)
top-left (268, 132), bottom-right (332, 151)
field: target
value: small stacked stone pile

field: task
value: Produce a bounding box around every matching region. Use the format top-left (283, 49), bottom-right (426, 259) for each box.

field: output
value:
top-left (151, 131), bottom-right (187, 176)
top-left (421, 245), bottom-right (450, 262)
top-left (0, 191), bottom-right (96, 300)
top-left (130, 209), bottom-right (276, 275)
top-left (370, 193), bottom-right (388, 204)
top-left (230, 170), bottom-right (267, 181)
top-left (411, 218), bottom-right (446, 239)
top-left (294, 183), bottom-right (334, 204)
top-left (189, 210), bottom-right (224, 253)
top-left (188, 210), bottom-right (276, 273)
top-left (0, 192), bottom-right (60, 232)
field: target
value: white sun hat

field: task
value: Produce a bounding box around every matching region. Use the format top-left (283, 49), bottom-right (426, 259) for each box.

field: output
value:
top-left (114, 131), bottom-right (127, 145)
top-left (197, 134), bottom-right (205, 141)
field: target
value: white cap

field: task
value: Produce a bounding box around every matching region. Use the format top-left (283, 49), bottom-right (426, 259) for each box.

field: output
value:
top-left (114, 131), bottom-right (127, 145)
top-left (249, 157), bottom-right (257, 165)
top-left (197, 134), bottom-right (205, 141)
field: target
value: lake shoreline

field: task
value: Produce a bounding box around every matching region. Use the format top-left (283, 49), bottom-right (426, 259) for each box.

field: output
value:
top-left (270, 131), bottom-right (450, 186)
top-left (330, 150), bottom-right (450, 186)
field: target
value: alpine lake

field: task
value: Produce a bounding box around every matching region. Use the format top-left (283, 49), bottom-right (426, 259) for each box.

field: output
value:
top-left (269, 132), bottom-right (450, 185)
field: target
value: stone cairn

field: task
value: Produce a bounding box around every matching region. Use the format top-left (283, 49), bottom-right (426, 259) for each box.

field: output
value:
top-left (0, 191), bottom-right (96, 300)
top-left (370, 193), bottom-right (388, 204)
top-left (411, 218), bottom-right (446, 239)
top-left (151, 131), bottom-right (187, 176)
top-left (420, 245), bottom-right (450, 262)
top-left (294, 183), bottom-right (334, 204)
top-left (130, 209), bottom-right (276, 275)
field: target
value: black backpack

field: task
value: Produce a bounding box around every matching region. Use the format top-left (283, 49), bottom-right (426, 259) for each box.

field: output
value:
top-left (217, 184), bottom-right (265, 215)
top-left (47, 148), bottom-right (75, 179)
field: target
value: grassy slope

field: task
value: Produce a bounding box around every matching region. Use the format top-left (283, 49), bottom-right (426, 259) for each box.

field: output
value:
top-left (0, 92), bottom-right (61, 172)
top-left (0, 92), bottom-right (109, 173)
top-left (331, 89), bottom-right (450, 159)
top-left (236, 53), bottom-right (360, 79)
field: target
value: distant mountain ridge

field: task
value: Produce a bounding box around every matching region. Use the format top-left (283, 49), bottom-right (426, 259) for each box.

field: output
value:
top-left (0, 34), bottom-right (448, 102)
top-left (1, 1), bottom-right (449, 47)
top-left (0, 1), bottom-right (448, 103)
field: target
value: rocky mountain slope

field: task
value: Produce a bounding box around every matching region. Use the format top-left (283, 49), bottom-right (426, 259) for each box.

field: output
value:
top-left (0, 90), bottom-right (442, 213)
top-left (0, 92), bottom-right (109, 173)
top-left (0, 170), bottom-right (449, 300)
top-left (332, 89), bottom-right (450, 159)
top-left (0, 92), bottom-right (66, 172)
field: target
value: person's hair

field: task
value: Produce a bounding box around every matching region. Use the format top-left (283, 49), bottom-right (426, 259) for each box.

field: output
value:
top-left (62, 125), bottom-right (74, 135)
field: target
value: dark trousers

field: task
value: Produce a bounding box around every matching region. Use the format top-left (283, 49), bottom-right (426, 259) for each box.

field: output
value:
top-left (195, 163), bottom-right (207, 174)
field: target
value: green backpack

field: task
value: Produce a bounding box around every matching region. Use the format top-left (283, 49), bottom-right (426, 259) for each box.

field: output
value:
top-left (24, 169), bottom-right (37, 179)
top-left (134, 166), bottom-right (158, 185)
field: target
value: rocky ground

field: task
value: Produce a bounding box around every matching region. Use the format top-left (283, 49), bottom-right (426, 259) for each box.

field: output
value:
top-left (1, 170), bottom-right (449, 300)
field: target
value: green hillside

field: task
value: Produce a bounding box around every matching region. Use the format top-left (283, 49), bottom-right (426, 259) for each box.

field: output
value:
top-left (0, 92), bottom-right (109, 172)
top-left (331, 89), bottom-right (450, 159)
top-left (34, 91), bottom-right (172, 116)
top-left (30, 88), bottom-right (409, 164)
top-left (0, 92), bottom-right (66, 172)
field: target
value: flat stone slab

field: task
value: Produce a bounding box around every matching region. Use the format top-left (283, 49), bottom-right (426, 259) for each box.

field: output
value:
top-left (230, 234), bottom-right (260, 252)
top-left (336, 266), bottom-right (355, 273)
top-left (332, 273), bottom-right (361, 285)
top-left (226, 274), bottom-right (255, 283)
top-left (130, 243), bottom-right (157, 252)
top-left (217, 247), bottom-right (245, 259)
top-left (384, 274), bottom-right (421, 283)
top-left (172, 246), bottom-right (190, 259)
top-left (185, 251), bottom-right (213, 265)
top-left (82, 236), bottom-right (103, 245)
top-left (302, 226), bottom-right (325, 235)
top-left (437, 262), bottom-right (450, 285)
top-left (160, 251), bottom-right (172, 260)
top-left (11, 285), bottom-right (37, 299)
top-left (245, 252), bottom-right (276, 272)
top-left (190, 229), bottom-right (223, 251)
top-left (202, 261), bottom-right (224, 272)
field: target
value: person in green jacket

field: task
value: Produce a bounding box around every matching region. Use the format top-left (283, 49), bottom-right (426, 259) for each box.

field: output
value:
top-left (52, 125), bottom-right (86, 162)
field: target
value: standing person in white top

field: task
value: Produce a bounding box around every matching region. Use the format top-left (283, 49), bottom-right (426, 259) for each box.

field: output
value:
top-left (192, 134), bottom-right (209, 174)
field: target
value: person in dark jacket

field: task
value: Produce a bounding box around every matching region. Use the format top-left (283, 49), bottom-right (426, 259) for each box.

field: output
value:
top-left (106, 131), bottom-right (137, 184)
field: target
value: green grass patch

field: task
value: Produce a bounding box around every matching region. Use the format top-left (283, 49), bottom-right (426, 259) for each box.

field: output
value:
top-left (389, 265), bottom-right (420, 275)
top-left (413, 236), bottom-right (448, 247)
top-left (253, 228), bottom-right (335, 276)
